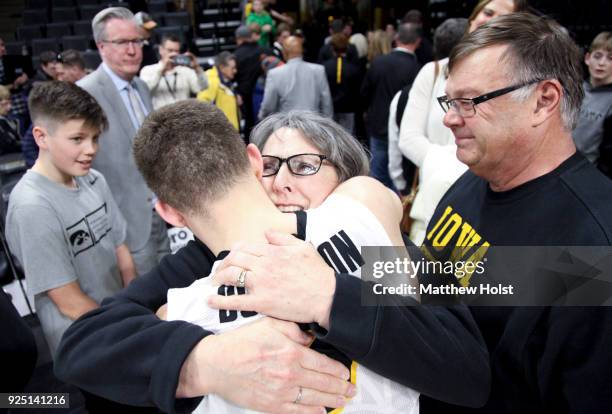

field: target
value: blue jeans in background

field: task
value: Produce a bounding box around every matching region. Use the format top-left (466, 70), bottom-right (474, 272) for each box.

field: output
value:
top-left (369, 136), bottom-right (396, 191)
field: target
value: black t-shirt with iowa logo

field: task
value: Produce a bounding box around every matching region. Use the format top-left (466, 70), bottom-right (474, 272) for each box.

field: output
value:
top-left (420, 151), bottom-right (612, 413)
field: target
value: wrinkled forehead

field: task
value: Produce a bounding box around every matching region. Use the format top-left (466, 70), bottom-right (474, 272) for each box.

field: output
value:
top-left (104, 17), bottom-right (140, 38)
top-left (447, 44), bottom-right (513, 96)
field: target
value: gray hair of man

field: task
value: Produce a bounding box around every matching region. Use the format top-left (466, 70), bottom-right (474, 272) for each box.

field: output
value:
top-left (92, 7), bottom-right (136, 43)
top-left (250, 111), bottom-right (370, 182)
top-left (449, 12), bottom-right (584, 131)
top-left (433, 18), bottom-right (468, 59)
top-left (396, 23), bottom-right (421, 45)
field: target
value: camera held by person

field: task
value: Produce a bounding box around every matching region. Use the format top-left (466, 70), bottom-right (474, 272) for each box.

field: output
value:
top-left (139, 35), bottom-right (208, 110)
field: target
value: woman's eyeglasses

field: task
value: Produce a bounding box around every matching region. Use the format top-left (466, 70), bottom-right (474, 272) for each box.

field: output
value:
top-left (262, 153), bottom-right (330, 177)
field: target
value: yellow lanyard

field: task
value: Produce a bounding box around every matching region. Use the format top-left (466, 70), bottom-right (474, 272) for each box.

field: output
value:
top-left (336, 57), bottom-right (342, 84)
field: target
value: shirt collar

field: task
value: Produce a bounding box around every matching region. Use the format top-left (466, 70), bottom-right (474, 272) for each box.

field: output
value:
top-left (393, 47), bottom-right (415, 55)
top-left (102, 62), bottom-right (133, 91)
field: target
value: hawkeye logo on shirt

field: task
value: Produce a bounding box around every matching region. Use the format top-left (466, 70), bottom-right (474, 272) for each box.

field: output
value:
top-left (422, 205), bottom-right (490, 286)
top-left (66, 203), bottom-right (111, 257)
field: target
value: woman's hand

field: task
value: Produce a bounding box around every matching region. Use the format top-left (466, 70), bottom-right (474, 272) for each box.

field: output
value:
top-left (209, 230), bottom-right (336, 329)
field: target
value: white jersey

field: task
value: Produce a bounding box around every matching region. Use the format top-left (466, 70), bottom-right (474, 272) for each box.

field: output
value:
top-left (167, 194), bottom-right (419, 414)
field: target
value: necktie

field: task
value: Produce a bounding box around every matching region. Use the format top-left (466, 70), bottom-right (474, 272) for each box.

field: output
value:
top-left (126, 83), bottom-right (145, 126)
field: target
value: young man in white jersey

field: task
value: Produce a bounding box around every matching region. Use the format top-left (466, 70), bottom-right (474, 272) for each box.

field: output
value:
top-left (133, 100), bottom-right (419, 414)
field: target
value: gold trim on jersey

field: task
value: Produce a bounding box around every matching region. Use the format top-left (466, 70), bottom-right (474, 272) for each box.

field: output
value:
top-left (329, 361), bottom-right (358, 414)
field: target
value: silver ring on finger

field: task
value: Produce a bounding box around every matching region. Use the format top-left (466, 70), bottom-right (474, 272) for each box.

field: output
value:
top-left (237, 269), bottom-right (247, 289)
top-left (293, 386), bottom-right (303, 404)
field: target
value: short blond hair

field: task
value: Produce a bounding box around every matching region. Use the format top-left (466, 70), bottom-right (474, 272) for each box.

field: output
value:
top-left (589, 31), bottom-right (612, 53)
top-left (0, 85), bottom-right (10, 101)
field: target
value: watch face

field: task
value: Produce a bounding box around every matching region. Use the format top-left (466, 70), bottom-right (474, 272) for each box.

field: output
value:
top-left (15, 68), bottom-right (23, 75)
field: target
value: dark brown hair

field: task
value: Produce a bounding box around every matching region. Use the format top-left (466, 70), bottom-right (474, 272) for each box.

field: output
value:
top-left (28, 81), bottom-right (107, 132)
top-left (330, 33), bottom-right (348, 55)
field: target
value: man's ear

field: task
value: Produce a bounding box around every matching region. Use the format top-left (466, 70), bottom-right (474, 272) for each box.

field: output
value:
top-left (246, 143), bottom-right (264, 180)
top-left (32, 126), bottom-right (48, 149)
top-left (155, 200), bottom-right (188, 228)
top-left (533, 79), bottom-right (562, 127)
top-left (584, 52), bottom-right (591, 66)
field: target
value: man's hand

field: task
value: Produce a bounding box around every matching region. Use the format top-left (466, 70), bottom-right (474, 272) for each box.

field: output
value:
top-left (209, 230), bottom-right (336, 329)
top-left (184, 52), bottom-right (202, 72)
top-left (262, 24), bottom-right (272, 33)
top-left (13, 73), bottom-right (28, 88)
top-left (178, 318), bottom-right (355, 413)
top-left (160, 54), bottom-right (174, 74)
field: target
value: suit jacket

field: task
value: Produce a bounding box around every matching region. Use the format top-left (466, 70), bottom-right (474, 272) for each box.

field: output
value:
top-left (361, 49), bottom-right (421, 139)
top-left (233, 42), bottom-right (263, 98)
top-left (77, 66), bottom-right (154, 251)
top-left (259, 57), bottom-right (333, 119)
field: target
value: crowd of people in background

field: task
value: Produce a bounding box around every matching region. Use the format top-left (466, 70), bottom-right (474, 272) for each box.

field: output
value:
top-left (1, 0), bottom-right (612, 412)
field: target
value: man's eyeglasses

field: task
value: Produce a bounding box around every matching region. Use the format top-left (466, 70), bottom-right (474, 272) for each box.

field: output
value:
top-left (437, 79), bottom-right (542, 118)
top-left (101, 38), bottom-right (145, 48)
top-left (262, 154), bottom-right (330, 177)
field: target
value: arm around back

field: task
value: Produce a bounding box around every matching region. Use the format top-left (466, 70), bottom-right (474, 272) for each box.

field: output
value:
top-left (55, 240), bottom-right (216, 413)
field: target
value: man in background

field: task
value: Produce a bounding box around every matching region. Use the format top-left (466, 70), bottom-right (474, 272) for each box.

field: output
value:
top-left (361, 23), bottom-right (421, 189)
top-left (78, 7), bottom-right (170, 275)
top-left (140, 35), bottom-right (207, 110)
top-left (56, 49), bottom-right (88, 83)
top-left (259, 35), bottom-right (332, 118)
top-left (233, 25), bottom-right (263, 139)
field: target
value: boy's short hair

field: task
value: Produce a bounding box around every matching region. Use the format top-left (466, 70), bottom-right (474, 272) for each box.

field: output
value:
top-left (589, 31), bottom-right (612, 53)
top-left (58, 49), bottom-right (85, 70)
top-left (0, 85), bottom-right (10, 101)
top-left (133, 100), bottom-right (249, 216)
top-left (39, 50), bottom-right (58, 66)
top-left (28, 81), bottom-right (108, 133)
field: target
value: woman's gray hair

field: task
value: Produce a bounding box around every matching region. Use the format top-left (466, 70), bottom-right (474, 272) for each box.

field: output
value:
top-left (215, 51), bottom-right (236, 68)
top-left (449, 12), bottom-right (584, 131)
top-left (251, 111), bottom-right (370, 182)
top-left (92, 7), bottom-right (135, 43)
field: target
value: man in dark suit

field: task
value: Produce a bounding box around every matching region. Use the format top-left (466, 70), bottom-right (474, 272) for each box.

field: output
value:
top-left (233, 25), bottom-right (263, 140)
top-left (361, 23), bottom-right (421, 189)
top-left (317, 18), bottom-right (359, 64)
top-left (78, 7), bottom-right (170, 278)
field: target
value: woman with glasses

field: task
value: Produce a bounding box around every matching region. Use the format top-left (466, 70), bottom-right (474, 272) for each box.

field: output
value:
top-left (398, 0), bottom-right (530, 244)
top-left (251, 110), bottom-right (369, 212)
